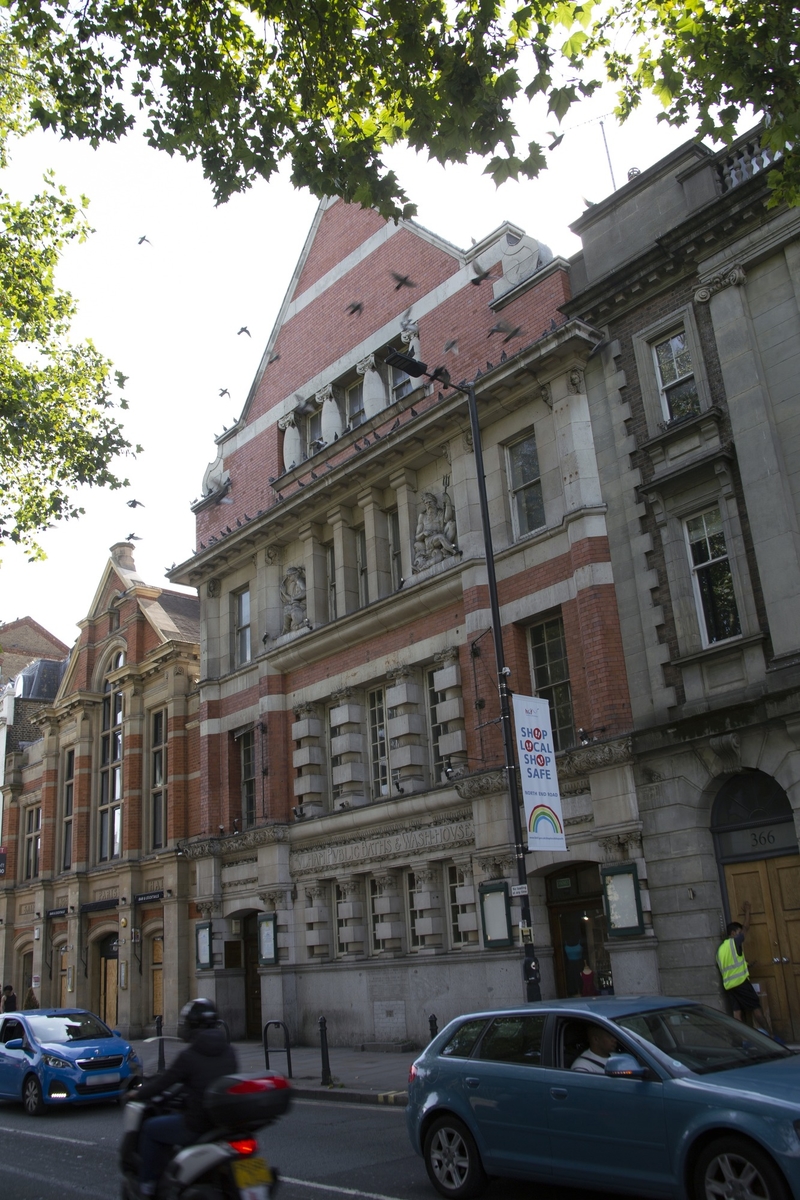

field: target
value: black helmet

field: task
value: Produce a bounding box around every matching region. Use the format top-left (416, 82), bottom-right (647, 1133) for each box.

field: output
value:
top-left (178, 997), bottom-right (219, 1041)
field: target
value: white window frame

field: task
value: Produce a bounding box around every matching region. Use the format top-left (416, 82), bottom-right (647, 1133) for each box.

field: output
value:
top-left (652, 329), bottom-right (701, 423)
top-left (346, 380), bottom-right (365, 430)
top-left (388, 509), bottom-right (403, 590)
top-left (633, 306), bottom-right (712, 436)
top-left (391, 363), bottom-right (413, 403)
top-left (235, 588), bottom-right (251, 665)
top-left (684, 505), bottom-right (742, 648)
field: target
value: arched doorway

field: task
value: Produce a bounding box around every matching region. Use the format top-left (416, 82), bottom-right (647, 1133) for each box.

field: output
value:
top-left (544, 863), bottom-right (613, 998)
top-left (97, 933), bottom-right (119, 1027)
top-left (712, 771), bottom-right (800, 1039)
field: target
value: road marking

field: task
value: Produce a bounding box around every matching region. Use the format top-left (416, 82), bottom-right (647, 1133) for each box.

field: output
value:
top-left (0, 1162), bottom-right (108, 1196)
top-left (0, 1124), bottom-right (96, 1145)
top-left (281, 1180), bottom-right (405, 1200)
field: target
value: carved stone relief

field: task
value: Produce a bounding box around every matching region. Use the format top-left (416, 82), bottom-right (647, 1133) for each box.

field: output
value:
top-left (412, 491), bottom-right (459, 572)
top-left (281, 566), bottom-right (308, 632)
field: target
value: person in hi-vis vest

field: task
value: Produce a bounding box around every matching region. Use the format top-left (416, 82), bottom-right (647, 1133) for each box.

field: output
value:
top-left (716, 899), bottom-right (773, 1033)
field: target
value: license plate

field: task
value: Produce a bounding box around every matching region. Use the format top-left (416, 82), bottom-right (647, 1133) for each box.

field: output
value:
top-left (232, 1156), bottom-right (273, 1199)
top-left (88, 1071), bottom-right (120, 1087)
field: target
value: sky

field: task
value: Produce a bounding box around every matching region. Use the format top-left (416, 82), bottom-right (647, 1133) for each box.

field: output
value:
top-left (0, 88), bottom-right (705, 650)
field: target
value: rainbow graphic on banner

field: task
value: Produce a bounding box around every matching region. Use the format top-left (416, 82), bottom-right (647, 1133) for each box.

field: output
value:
top-left (528, 804), bottom-right (564, 837)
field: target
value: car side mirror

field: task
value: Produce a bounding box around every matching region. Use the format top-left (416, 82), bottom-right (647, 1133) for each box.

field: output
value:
top-left (4, 1038), bottom-right (24, 1050)
top-left (113, 1029), bottom-right (121, 1037)
top-left (604, 1053), bottom-right (648, 1079)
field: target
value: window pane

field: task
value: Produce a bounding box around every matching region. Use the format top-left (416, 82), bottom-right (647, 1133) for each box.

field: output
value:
top-left (698, 559), bottom-right (741, 642)
top-left (369, 689), bottom-right (388, 798)
top-left (99, 809), bottom-right (109, 860)
top-left (478, 1015), bottom-right (546, 1065)
top-left (664, 377), bottom-right (700, 420)
top-left (348, 381), bottom-right (364, 427)
top-left (509, 435), bottom-right (540, 490)
top-left (530, 616), bottom-right (575, 751)
top-left (112, 805), bottom-right (122, 857)
top-left (238, 589), bottom-right (250, 627)
top-left (62, 820), bottom-right (72, 871)
top-left (152, 793), bottom-right (164, 848)
top-left (441, 1019), bottom-right (488, 1058)
top-left (152, 710), bottom-right (164, 746)
top-left (515, 482), bottom-right (545, 534)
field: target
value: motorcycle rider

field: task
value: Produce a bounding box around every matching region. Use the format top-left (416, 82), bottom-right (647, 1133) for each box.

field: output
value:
top-left (132, 998), bottom-right (238, 1197)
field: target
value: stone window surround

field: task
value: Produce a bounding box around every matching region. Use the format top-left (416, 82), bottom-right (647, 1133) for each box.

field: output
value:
top-left (148, 707), bottom-right (168, 852)
top-left (644, 461), bottom-right (759, 662)
top-left (526, 610), bottom-right (576, 752)
top-left (632, 305), bottom-right (712, 437)
top-left (233, 585), bottom-right (252, 667)
top-left (60, 743), bottom-right (76, 873)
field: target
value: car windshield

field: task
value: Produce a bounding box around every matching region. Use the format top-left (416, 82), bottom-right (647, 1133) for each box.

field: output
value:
top-left (25, 1013), bottom-right (114, 1044)
top-left (614, 1005), bottom-right (792, 1075)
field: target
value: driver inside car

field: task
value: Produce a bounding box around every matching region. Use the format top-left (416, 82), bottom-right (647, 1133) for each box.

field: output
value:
top-left (571, 1024), bottom-right (620, 1073)
top-left (132, 998), bottom-right (238, 1197)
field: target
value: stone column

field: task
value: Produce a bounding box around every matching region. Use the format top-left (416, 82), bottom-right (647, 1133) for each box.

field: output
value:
top-left (370, 872), bottom-right (404, 955)
top-left (291, 703), bottom-right (326, 815)
top-left (327, 505), bottom-right (358, 617)
top-left (408, 865), bottom-right (444, 952)
top-left (388, 468), bottom-right (418, 584)
top-left (334, 876), bottom-right (366, 957)
top-left (433, 648), bottom-right (468, 779)
top-left (386, 668), bottom-right (426, 795)
top-left (357, 486), bottom-right (392, 601)
top-left (304, 883), bottom-right (331, 960)
top-left (329, 688), bottom-right (366, 808)
top-left (448, 856), bottom-right (479, 948)
top-left (358, 354), bottom-right (388, 421)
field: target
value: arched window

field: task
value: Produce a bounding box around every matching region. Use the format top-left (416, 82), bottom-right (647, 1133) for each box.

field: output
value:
top-left (711, 771), bottom-right (797, 861)
top-left (99, 652), bottom-right (125, 861)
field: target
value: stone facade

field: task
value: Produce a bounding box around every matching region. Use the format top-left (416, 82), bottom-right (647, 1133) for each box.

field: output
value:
top-left (565, 127), bottom-right (800, 1038)
top-left (0, 544), bottom-right (200, 1036)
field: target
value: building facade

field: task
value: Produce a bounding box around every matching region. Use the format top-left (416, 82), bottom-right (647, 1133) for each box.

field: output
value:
top-left (0, 544), bottom-right (200, 1035)
top-left (566, 128), bottom-right (800, 1038)
top-left (170, 200), bottom-right (650, 1046)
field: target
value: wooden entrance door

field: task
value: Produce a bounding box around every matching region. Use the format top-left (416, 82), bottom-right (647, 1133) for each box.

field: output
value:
top-left (243, 915), bottom-right (261, 1039)
top-left (98, 935), bottom-right (118, 1027)
top-left (724, 854), bottom-right (800, 1040)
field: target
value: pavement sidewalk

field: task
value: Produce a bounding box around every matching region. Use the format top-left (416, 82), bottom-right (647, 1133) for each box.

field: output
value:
top-left (129, 1036), bottom-right (415, 1107)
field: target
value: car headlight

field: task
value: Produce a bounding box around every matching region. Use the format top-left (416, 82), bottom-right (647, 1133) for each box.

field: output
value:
top-left (126, 1049), bottom-right (141, 1066)
top-left (43, 1053), bottom-right (71, 1070)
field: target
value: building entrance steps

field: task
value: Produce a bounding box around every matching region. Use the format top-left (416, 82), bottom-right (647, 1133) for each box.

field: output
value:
top-left (129, 1037), bottom-right (414, 1106)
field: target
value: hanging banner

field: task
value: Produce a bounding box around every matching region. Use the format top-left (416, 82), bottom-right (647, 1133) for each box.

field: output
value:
top-left (512, 695), bottom-right (567, 852)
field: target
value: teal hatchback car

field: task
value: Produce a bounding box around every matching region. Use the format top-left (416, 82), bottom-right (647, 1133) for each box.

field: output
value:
top-left (407, 997), bottom-right (800, 1200)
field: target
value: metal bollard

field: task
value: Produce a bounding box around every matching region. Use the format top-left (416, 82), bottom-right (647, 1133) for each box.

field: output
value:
top-left (155, 1014), bottom-right (165, 1071)
top-left (319, 1015), bottom-right (333, 1087)
top-left (428, 1013), bottom-right (438, 1041)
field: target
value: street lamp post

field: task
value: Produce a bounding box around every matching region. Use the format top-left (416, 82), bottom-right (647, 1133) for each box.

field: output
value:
top-left (386, 349), bottom-right (541, 1001)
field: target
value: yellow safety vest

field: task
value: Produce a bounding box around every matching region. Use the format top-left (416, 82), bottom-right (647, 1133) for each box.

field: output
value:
top-left (716, 937), bottom-right (749, 990)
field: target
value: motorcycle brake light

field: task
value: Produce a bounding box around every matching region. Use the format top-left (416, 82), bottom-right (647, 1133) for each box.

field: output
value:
top-left (228, 1137), bottom-right (258, 1156)
top-left (226, 1077), bottom-right (289, 1093)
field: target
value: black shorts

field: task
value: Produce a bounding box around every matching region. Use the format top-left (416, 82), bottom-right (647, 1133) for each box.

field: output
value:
top-left (728, 981), bottom-right (761, 1013)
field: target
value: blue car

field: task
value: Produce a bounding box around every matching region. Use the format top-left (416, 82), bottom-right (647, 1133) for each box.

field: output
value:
top-left (0, 1008), bottom-right (142, 1115)
top-left (407, 996), bottom-right (800, 1200)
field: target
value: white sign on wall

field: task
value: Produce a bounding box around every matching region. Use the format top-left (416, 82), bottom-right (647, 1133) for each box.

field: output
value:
top-left (512, 694), bottom-right (567, 852)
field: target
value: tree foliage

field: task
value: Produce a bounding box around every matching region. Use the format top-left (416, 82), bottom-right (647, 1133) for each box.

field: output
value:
top-left (0, 34), bottom-right (136, 560)
top-left (2, 0), bottom-right (798, 217)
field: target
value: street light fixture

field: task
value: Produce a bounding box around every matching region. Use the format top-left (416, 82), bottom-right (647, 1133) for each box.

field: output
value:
top-left (385, 347), bottom-right (541, 1000)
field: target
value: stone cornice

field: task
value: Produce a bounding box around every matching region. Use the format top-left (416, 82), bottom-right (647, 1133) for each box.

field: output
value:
top-left (182, 824), bottom-right (288, 860)
top-left (558, 737), bottom-right (633, 778)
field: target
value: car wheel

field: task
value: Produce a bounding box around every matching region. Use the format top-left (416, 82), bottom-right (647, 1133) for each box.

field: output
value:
top-left (694, 1136), bottom-right (789, 1200)
top-left (22, 1074), bottom-right (46, 1117)
top-left (423, 1114), bottom-right (488, 1200)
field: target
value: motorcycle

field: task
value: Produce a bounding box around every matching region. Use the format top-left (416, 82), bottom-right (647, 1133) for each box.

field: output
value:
top-left (120, 1072), bottom-right (291, 1200)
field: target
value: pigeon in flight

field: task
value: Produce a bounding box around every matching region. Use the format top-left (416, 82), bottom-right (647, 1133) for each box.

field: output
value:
top-left (138, 235), bottom-right (151, 246)
top-left (391, 272), bottom-right (417, 291)
top-left (346, 301), bottom-right (364, 316)
top-left (219, 387), bottom-right (230, 398)
top-left (126, 533), bottom-right (142, 541)
top-left (488, 320), bottom-right (523, 344)
top-left (471, 262), bottom-right (491, 286)
top-left (237, 326), bottom-right (251, 337)
top-left (444, 339), bottom-right (459, 355)
top-left (126, 499), bottom-right (145, 508)
top-left (268, 352), bottom-right (280, 364)
top-left (430, 365), bottom-right (451, 387)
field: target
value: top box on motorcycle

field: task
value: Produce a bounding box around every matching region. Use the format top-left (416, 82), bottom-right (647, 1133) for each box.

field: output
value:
top-left (203, 1073), bottom-right (292, 1130)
